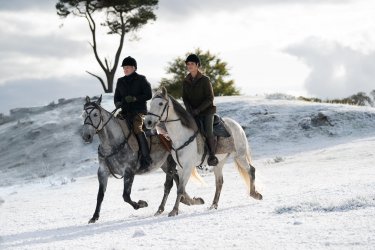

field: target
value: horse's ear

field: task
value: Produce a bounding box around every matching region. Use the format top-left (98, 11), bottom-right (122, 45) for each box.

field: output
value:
top-left (85, 96), bottom-right (90, 103)
top-left (161, 87), bottom-right (167, 97)
top-left (96, 94), bottom-right (102, 105)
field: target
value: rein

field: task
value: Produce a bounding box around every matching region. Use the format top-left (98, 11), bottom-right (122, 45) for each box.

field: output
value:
top-left (97, 128), bottom-right (131, 179)
top-left (84, 103), bottom-right (129, 179)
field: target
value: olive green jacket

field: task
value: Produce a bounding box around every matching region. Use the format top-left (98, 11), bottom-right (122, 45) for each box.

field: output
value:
top-left (182, 71), bottom-right (216, 115)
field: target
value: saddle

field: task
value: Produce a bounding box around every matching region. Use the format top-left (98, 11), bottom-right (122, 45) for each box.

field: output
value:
top-left (195, 114), bottom-right (233, 155)
top-left (195, 114), bottom-right (231, 138)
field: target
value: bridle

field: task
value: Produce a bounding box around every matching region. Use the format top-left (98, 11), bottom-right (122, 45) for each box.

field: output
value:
top-left (147, 94), bottom-right (180, 123)
top-left (147, 94), bottom-right (204, 168)
top-left (83, 102), bottom-right (129, 179)
top-left (84, 102), bottom-right (118, 133)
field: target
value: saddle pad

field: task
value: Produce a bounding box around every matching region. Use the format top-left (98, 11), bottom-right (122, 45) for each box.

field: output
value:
top-left (158, 134), bottom-right (172, 152)
top-left (216, 135), bottom-right (235, 154)
top-left (196, 132), bottom-right (234, 155)
top-left (216, 121), bottom-right (234, 154)
top-left (196, 133), bottom-right (205, 155)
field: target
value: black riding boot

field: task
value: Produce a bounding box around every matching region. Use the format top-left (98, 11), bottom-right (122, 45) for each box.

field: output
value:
top-left (136, 132), bottom-right (152, 170)
top-left (207, 136), bottom-right (218, 166)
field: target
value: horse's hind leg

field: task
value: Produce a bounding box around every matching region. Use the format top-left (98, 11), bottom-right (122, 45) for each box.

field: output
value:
top-left (89, 170), bottom-right (108, 223)
top-left (210, 154), bottom-right (229, 210)
top-left (249, 163), bottom-right (263, 200)
top-left (235, 157), bottom-right (263, 200)
top-left (123, 168), bottom-right (148, 210)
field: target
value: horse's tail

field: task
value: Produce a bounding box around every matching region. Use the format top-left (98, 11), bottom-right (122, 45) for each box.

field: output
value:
top-left (234, 120), bottom-right (253, 192)
top-left (190, 167), bottom-right (207, 186)
top-left (245, 139), bottom-right (252, 165)
top-left (234, 159), bottom-right (251, 192)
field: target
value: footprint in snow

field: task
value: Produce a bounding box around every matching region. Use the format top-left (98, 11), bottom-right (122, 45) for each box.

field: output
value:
top-left (132, 229), bottom-right (146, 238)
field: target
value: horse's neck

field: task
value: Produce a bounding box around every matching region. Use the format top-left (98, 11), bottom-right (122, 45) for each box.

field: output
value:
top-left (164, 106), bottom-right (195, 145)
top-left (97, 109), bottom-right (125, 151)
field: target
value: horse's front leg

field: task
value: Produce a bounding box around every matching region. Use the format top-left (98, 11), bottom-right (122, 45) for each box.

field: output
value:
top-left (89, 170), bottom-right (108, 223)
top-left (168, 166), bottom-right (192, 217)
top-left (123, 168), bottom-right (148, 210)
top-left (155, 154), bottom-right (178, 215)
top-left (155, 168), bottom-right (174, 216)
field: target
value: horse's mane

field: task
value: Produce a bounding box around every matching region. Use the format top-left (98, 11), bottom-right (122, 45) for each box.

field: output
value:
top-left (168, 95), bottom-right (198, 131)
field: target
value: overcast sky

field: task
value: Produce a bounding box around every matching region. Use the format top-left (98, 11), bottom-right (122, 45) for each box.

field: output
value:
top-left (1, 0), bottom-right (375, 114)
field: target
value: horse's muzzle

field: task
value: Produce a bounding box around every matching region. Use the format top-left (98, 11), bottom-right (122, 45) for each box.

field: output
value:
top-left (144, 116), bottom-right (155, 129)
top-left (82, 134), bottom-right (93, 144)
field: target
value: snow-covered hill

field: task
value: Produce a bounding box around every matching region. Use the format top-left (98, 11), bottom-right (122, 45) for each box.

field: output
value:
top-left (1, 94), bottom-right (374, 249)
top-left (1, 94), bottom-right (374, 186)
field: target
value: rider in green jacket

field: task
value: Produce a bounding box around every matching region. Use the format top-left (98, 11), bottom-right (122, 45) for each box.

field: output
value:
top-left (182, 54), bottom-right (218, 166)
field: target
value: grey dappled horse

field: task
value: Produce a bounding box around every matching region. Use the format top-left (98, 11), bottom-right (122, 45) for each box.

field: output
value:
top-left (82, 96), bottom-right (203, 223)
top-left (145, 88), bottom-right (263, 217)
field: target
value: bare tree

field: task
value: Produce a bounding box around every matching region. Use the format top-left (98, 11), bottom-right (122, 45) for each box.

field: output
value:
top-left (56, 0), bottom-right (158, 93)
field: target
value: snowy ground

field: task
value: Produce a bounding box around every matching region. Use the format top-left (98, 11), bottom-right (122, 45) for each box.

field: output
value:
top-left (1, 95), bottom-right (375, 249)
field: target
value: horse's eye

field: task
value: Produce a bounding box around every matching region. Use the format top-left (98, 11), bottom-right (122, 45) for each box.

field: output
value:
top-left (159, 102), bottom-right (163, 106)
top-left (93, 113), bottom-right (98, 117)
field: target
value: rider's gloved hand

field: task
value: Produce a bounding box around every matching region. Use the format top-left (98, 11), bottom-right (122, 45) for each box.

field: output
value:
top-left (124, 96), bottom-right (137, 103)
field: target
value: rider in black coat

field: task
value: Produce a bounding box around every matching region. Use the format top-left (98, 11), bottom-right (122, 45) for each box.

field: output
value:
top-left (114, 56), bottom-right (153, 170)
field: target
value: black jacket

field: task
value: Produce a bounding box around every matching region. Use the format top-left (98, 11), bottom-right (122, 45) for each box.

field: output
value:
top-left (114, 72), bottom-right (152, 115)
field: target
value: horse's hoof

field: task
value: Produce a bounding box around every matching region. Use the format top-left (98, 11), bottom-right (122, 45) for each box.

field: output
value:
top-left (88, 217), bottom-right (98, 224)
top-left (251, 191), bottom-right (263, 200)
top-left (209, 204), bottom-right (218, 210)
top-left (154, 209), bottom-right (163, 216)
top-left (138, 200), bottom-right (148, 208)
top-left (193, 197), bottom-right (205, 205)
top-left (168, 209), bottom-right (178, 217)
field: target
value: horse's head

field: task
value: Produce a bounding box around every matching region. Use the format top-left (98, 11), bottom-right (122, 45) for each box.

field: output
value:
top-left (145, 87), bottom-right (169, 129)
top-left (82, 95), bottom-right (103, 143)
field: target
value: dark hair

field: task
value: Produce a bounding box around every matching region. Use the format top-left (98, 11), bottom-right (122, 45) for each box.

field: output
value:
top-left (185, 54), bottom-right (200, 66)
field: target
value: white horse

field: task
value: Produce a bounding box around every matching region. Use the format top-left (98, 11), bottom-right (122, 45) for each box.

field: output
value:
top-left (145, 88), bottom-right (262, 216)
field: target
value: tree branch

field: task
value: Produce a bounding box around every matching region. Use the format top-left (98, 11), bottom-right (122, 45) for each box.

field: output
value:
top-left (85, 8), bottom-right (107, 73)
top-left (86, 71), bottom-right (107, 92)
top-left (112, 12), bottom-right (126, 73)
top-left (104, 58), bottom-right (110, 71)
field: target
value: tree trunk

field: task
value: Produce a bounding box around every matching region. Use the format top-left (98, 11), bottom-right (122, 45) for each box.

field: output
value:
top-left (85, 10), bottom-right (124, 94)
top-left (106, 72), bottom-right (115, 93)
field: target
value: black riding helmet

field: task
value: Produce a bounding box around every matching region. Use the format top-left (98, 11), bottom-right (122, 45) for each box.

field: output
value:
top-left (121, 56), bottom-right (137, 69)
top-left (185, 54), bottom-right (201, 66)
